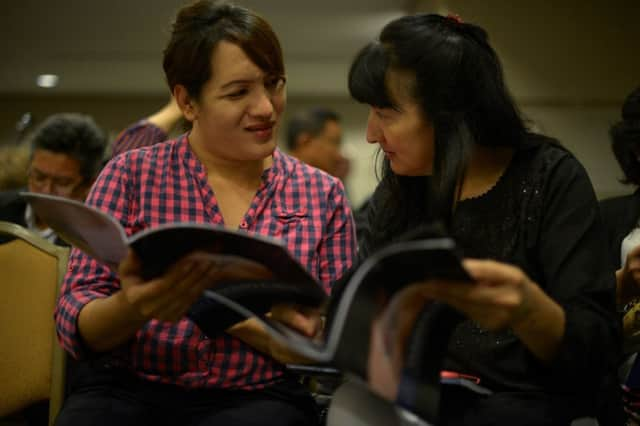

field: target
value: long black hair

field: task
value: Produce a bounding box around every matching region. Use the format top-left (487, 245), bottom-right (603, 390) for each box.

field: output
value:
top-left (349, 14), bottom-right (526, 249)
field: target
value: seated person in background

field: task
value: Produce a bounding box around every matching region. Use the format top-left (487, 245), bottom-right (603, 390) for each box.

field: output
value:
top-left (330, 13), bottom-right (621, 425)
top-left (601, 86), bottom-right (640, 311)
top-left (0, 144), bottom-right (30, 191)
top-left (600, 86), bottom-right (640, 424)
top-left (0, 113), bottom-right (107, 244)
top-left (54, 2), bottom-right (355, 425)
top-left (285, 107), bottom-right (350, 180)
top-left (110, 96), bottom-right (183, 158)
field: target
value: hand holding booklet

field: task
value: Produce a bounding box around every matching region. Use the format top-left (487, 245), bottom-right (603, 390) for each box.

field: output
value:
top-left (21, 191), bottom-right (328, 329)
top-left (22, 191), bottom-right (474, 422)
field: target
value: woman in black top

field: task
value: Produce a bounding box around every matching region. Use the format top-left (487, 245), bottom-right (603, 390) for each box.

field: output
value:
top-left (601, 87), bottom-right (640, 307)
top-left (335, 13), bottom-right (620, 425)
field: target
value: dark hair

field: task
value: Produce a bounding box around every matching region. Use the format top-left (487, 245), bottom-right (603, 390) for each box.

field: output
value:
top-left (30, 113), bottom-right (107, 182)
top-left (348, 14), bottom-right (526, 243)
top-left (610, 87), bottom-right (640, 185)
top-left (163, 0), bottom-right (285, 100)
top-left (285, 107), bottom-right (340, 151)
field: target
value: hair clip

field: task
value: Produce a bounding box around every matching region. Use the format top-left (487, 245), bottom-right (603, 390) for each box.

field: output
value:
top-left (446, 13), bottom-right (463, 24)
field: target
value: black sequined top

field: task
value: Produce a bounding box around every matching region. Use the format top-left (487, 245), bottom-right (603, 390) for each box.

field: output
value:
top-left (444, 136), bottom-right (618, 394)
top-left (342, 134), bottom-right (620, 420)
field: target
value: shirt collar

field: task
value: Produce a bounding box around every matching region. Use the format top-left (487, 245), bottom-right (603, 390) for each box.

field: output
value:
top-left (177, 133), bottom-right (293, 184)
top-left (24, 202), bottom-right (57, 243)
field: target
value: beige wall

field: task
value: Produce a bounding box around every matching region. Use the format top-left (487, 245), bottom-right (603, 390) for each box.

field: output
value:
top-left (0, 95), bottom-right (170, 146)
top-left (1, 0), bottom-right (638, 206)
top-left (0, 94), bottom-right (377, 208)
top-left (414, 0), bottom-right (640, 199)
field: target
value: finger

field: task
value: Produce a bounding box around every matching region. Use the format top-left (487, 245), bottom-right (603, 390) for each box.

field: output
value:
top-left (421, 278), bottom-right (530, 329)
top-left (128, 258), bottom-right (206, 318)
top-left (184, 251), bottom-right (273, 283)
top-left (155, 262), bottom-right (219, 320)
top-left (118, 249), bottom-right (143, 278)
top-left (416, 279), bottom-right (484, 302)
top-left (416, 280), bottom-right (515, 313)
top-left (462, 258), bottom-right (519, 283)
top-left (149, 259), bottom-right (218, 319)
top-left (271, 304), bottom-right (320, 337)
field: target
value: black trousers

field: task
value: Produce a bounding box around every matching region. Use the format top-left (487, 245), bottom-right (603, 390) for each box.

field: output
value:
top-left (437, 384), bottom-right (604, 426)
top-left (55, 361), bottom-right (318, 426)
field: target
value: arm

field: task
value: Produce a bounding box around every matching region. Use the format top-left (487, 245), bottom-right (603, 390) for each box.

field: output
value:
top-left (414, 150), bottom-right (619, 376)
top-left (54, 156), bottom-right (135, 357)
top-left (525, 150), bottom-right (619, 383)
top-left (407, 259), bottom-right (565, 362)
top-left (54, 156), bottom-right (214, 356)
top-left (145, 96), bottom-right (182, 134)
top-left (464, 259), bottom-right (566, 362)
top-left (76, 250), bottom-right (218, 353)
top-left (110, 98), bottom-right (181, 158)
top-left (316, 178), bottom-right (357, 293)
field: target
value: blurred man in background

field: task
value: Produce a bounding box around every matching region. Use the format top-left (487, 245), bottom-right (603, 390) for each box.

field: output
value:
top-left (0, 113), bottom-right (107, 244)
top-left (285, 107), bottom-right (350, 181)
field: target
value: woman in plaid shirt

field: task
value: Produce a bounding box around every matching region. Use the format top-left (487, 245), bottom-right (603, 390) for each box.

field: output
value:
top-left (54, 1), bottom-right (355, 425)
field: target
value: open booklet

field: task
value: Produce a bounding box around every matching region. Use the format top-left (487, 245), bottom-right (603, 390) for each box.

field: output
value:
top-left (21, 191), bottom-right (328, 325)
top-left (198, 234), bottom-right (478, 421)
top-left (23, 191), bottom-right (478, 420)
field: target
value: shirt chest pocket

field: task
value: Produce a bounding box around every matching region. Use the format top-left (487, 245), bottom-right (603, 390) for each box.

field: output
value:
top-left (271, 207), bottom-right (319, 269)
top-left (273, 207), bottom-right (308, 237)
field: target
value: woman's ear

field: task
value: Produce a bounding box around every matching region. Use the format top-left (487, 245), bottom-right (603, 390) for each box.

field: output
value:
top-left (173, 85), bottom-right (197, 122)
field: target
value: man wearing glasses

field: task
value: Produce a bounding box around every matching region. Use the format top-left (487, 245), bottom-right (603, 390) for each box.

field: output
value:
top-left (0, 113), bottom-right (107, 245)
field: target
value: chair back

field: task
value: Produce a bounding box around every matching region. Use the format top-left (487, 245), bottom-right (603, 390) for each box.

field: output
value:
top-left (0, 221), bottom-right (69, 425)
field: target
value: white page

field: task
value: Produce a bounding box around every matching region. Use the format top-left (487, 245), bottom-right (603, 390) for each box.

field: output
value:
top-left (21, 192), bottom-right (128, 268)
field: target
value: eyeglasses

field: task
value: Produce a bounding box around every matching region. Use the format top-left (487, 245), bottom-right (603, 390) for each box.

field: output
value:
top-left (27, 167), bottom-right (85, 196)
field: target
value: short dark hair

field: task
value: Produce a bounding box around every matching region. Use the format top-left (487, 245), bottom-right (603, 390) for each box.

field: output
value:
top-left (163, 0), bottom-right (285, 100)
top-left (285, 107), bottom-right (340, 151)
top-left (30, 113), bottom-right (107, 182)
top-left (348, 14), bottom-right (526, 230)
top-left (610, 87), bottom-right (640, 186)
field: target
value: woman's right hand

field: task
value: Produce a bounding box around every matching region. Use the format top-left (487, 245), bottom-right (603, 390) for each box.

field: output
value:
top-left (117, 250), bottom-right (221, 323)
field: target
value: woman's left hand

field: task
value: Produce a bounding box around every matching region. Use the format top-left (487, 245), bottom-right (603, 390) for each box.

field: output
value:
top-left (416, 258), bottom-right (565, 361)
top-left (416, 259), bottom-right (534, 330)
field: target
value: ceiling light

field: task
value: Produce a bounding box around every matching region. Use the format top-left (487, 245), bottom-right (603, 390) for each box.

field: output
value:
top-left (36, 74), bottom-right (59, 88)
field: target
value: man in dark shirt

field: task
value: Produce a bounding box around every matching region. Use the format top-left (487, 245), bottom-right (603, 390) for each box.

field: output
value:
top-left (0, 113), bottom-right (107, 245)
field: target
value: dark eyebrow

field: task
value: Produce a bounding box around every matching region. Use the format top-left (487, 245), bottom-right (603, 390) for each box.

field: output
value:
top-left (219, 79), bottom-right (254, 90)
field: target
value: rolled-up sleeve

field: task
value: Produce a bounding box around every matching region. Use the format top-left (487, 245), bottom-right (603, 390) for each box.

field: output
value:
top-left (111, 120), bottom-right (167, 158)
top-left (54, 155), bottom-right (133, 359)
top-left (535, 153), bottom-right (621, 389)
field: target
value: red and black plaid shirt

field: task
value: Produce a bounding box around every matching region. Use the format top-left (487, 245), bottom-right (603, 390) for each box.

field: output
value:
top-left (55, 135), bottom-right (356, 390)
top-left (110, 120), bottom-right (168, 158)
